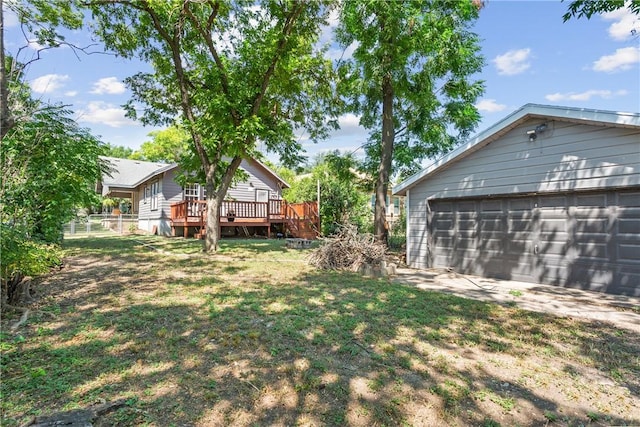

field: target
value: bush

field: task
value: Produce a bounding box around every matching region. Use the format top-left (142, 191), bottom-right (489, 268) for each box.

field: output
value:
top-left (1, 225), bottom-right (62, 305)
top-left (387, 209), bottom-right (406, 251)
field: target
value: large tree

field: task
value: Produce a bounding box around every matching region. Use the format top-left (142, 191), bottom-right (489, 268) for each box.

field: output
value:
top-left (86, 0), bottom-right (339, 251)
top-left (1, 61), bottom-right (106, 305)
top-left (1, 58), bottom-right (105, 243)
top-left (336, 0), bottom-right (485, 244)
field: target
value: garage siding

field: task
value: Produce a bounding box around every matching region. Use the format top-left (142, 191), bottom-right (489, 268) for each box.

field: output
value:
top-left (418, 120), bottom-right (640, 200)
top-left (427, 190), bottom-right (640, 295)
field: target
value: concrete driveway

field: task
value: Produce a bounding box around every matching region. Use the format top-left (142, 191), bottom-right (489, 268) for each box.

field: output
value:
top-left (394, 268), bottom-right (640, 333)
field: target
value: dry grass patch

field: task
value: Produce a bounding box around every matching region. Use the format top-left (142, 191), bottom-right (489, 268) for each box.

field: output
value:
top-left (1, 235), bottom-right (638, 426)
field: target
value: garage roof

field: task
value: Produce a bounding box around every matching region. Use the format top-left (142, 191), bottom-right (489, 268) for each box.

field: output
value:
top-left (393, 104), bottom-right (640, 196)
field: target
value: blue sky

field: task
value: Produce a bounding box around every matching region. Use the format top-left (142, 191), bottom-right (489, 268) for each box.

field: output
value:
top-left (4, 1), bottom-right (639, 165)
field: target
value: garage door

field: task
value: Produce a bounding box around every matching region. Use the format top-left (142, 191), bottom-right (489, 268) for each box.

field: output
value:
top-left (428, 189), bottom-right (640, 295)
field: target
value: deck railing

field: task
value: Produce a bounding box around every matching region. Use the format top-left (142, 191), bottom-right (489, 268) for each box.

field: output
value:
top-left (170, 200), bottom-right (207, 221)
top-left (171, 199), bottom-right (294, 221)
top-left (170, 199), bottom-right (318, 228)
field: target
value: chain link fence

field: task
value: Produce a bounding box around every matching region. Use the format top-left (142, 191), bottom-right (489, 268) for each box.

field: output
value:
top-left (63, 214), bottom-right (139, 238)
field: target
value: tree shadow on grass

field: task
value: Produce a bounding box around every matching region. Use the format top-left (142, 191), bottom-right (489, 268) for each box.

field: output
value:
top-left (2, 241), bottom-right (639, 426)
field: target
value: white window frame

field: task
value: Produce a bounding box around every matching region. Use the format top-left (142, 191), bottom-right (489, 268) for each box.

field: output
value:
top-left (256, 189), bottom-right (269, 203)
top-left (184, 183), bottom-right (200, 201)
top-left (150, 181), bottom-right (159, 211)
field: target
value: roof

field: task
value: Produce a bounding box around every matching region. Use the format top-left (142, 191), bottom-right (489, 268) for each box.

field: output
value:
top-left (101, 156), bottom-right (177, 192)
top-left (100, 155), bottom-right (291, 193)
top-left (251, 158), bottom-right (290, 189)
top-left (393, 104), bottom-right (640, 196)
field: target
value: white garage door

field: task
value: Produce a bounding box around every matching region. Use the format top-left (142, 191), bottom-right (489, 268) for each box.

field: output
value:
top-left (428, 190), bottom-right (640, 295)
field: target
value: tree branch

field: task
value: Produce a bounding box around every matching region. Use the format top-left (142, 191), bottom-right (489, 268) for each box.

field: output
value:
top-left (140, 1), bottom-right (211, 172)
top-left (183, 1), bottom-right (241, 126)
top-left (250, 1), bottom-right (305, 116)
top-left (394, 124), bottom-right (407, 138)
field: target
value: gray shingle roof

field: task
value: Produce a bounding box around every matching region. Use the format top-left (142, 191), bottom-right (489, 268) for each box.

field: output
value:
top-left (100, 156), bottom-right (177, 193)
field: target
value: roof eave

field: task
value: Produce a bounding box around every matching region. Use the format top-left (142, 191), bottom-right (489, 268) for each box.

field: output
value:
top-left (393, 104), bottom-right (640, 196)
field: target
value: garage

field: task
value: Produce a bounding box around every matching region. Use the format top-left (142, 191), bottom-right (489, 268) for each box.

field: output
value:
top-left (394, 104), bottom-right (640, 295)
top-left (429, 190), bottom-right (640, 294)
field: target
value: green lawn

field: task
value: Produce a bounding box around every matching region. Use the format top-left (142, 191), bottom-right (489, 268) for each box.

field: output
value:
top-left (1, 236), bottom-right (638, 426)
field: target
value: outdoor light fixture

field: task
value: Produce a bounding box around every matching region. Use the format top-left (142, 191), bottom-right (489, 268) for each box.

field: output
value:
top-left (526, 123), bottom-right (548, 142)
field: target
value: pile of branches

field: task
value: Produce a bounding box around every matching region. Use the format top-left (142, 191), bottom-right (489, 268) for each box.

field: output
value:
top-left (309, 224), bottom-right (386, 271)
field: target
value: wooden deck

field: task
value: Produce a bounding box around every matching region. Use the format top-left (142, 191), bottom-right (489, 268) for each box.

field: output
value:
top-left (170, 199), bottom-right (319, 239)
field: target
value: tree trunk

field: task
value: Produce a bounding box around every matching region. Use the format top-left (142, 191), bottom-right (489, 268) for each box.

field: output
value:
top-left (204, 192), bottom-right (221, 252)
top-left (1, 274), bottom-right (32, 308)
top-left (202, 156), bottom-right (243, 252)
top-left (374, 72), bottom-right (394, 245)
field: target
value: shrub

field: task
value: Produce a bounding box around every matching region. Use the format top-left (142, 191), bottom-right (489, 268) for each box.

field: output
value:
top-left (1, 225), bottom-right (62, 305)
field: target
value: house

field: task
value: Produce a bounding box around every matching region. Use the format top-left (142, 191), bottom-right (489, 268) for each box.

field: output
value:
top-left (393, 104), bottom-right (640, 296)
top-left (369, 190), bottom-right (405, 225)
top-left (99, 156), bottom-right (319, 239)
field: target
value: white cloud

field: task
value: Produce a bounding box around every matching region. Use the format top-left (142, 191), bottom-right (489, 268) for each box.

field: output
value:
top-left (327, 41), bottom-right (358, 61)
top-left (592, 46), bottom-right (640, 72)
top-left (90, 77), bottom-right (126, 95)
top-left (475, 99), bottom-right (507, 113)
top-left (65, 90), bottom-right (78, 97)
top-left (30, 74), bottom-right (69, 94)
top-left (493, 48), bottom-right (532, 76)
top-left (601, 6), bottom-right (638, 41)
top-left (545, 89), bottom-right (628, 102)
top-left (27, 39), bottom-right (45, 50)
top-left (77, 101), bottom-right (137, 128)
top-left (335, 113), bottom-right (365, 137)
top-left (319, 7), bottom-right (339, 46)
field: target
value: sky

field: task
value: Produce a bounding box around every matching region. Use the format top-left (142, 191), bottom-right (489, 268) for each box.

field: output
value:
top-left (4, 1), bottom-right (639, 165)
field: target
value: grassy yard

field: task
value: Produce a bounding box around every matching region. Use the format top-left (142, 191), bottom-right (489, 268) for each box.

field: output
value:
top-left (1, 236), bottom-right (639, 426)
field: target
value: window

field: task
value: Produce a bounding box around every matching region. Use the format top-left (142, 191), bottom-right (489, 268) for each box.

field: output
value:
top-left (150, 181), bottom-right (159, 210)
top-left (184, 183), bottom-right (200, 201)
top-left (256, 189), bottom-right (269, 203)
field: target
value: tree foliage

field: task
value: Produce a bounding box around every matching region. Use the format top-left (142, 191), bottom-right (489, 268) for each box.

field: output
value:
top-left (1, 102), bottom-right (106, 243)
top-left (85, 0), bottom-right (339, 251)
top-left (284, 151), bottom-right (370, 235)
top-left (130, 126), bottom-right (190, 163)
top-left (1, 57), bottom-right (106, 305)
top-left (102, 143), bottom-right (135, 159)
top-left (563, 0), bottom-right (640, 21)
top-left (336, 0), bottom-right (484, 243)
top-left (1, 0), bottom-right (85, 139)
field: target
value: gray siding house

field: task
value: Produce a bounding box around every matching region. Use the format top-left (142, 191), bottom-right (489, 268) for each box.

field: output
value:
top-left (100, 156), bottom-right (289, 236)
top-left (394, 104), bottom-right (640, 296)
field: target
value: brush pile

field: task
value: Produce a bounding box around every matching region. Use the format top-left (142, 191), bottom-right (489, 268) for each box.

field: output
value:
top-left (309, 224), bottom-right (386, 271)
